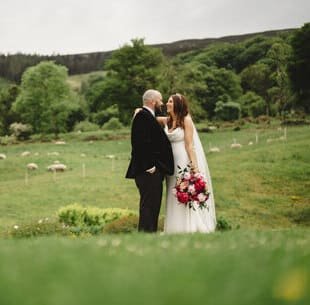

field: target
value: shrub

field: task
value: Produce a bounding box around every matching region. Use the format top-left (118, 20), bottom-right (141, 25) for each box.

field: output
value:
top-left (215, 101), bottom-right (241, 121)
top-left (92, 104), bottom-right (119, 126)
top-left (74, 120), bottom-right (100, 132)
top-left (238, 91), bottom-right (266, 118)
top-left (5, 218), bottom-right (71, 238)
top-left (216, 217), bottom-right (232, 231)
top-left (102, 117), bottom-right (123, 130)
top-left (9, 122), bottom-right (33, 140)
top-left (58, 204), bottom-right (136, 228)
top-left (0, 135), bottom-right (17, 145)
top-left (103, 215), bottom-right (139, 233)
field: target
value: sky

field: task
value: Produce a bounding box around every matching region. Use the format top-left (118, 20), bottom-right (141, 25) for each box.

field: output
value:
top-left (0, 0), bottom-right (309, 55)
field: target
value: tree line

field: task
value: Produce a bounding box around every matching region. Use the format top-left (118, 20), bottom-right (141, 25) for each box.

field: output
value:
top-left (0, 23), bottom-right (309, 137)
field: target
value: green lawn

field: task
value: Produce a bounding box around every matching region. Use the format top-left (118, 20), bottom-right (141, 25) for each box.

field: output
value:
top-left (0, 124), bottom-right (309, 230)
top-left (0, 230), bottom-right (309, 305)
top-left (0, 123), bottom-right (309, 305)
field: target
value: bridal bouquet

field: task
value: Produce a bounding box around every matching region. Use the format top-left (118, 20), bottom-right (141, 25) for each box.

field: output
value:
top-left (173, 164), bottom-right (210, 210)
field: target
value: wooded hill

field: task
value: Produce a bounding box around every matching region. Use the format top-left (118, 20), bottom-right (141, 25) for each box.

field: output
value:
top-left (0, 28), bottom-right (295, 82)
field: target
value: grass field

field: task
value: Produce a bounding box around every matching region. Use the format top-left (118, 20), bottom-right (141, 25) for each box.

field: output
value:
top-left (0, 122), bottom-right (309, 305)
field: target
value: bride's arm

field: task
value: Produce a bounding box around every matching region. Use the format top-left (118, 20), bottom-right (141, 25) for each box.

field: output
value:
top-left (156, 116), bottom-right (167, 126)
top-left (184, 116), bottom-right (199, 173)
top-left (133, 109), bottom-right (167, 126)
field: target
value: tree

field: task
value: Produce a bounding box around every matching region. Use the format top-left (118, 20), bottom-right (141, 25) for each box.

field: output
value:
top-left (240, 63), bottom-right (273, 115)
top-left (267, 42), bottom-right (292, 117)
top-left (103, 39), bottom-right (164, 123)
top-left (13, 61), bottom-right (76, 135)
top-left (0, 85), bottom-right (20, 135)
top-left (203, 67), bottom-right (242, 118)
top-left (238, 91), bottom-right (266, 118)
top-left (288, 23), bottom-right (310, 113)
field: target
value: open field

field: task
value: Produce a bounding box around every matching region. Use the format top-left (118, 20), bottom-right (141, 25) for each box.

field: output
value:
top-left (0, 123), bottom-right (309, 231)
top-left (0, 123), bottom-right (309, 305)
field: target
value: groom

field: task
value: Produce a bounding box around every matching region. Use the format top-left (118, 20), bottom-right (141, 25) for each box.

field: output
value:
top-left (126, 89), bottom-right (174, 232)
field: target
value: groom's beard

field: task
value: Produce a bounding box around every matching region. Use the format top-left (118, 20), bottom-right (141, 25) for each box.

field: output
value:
top-left (155, 104), bottom-right (167, 116)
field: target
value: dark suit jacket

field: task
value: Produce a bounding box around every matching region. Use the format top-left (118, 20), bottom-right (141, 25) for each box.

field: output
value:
top-left (125, 108), bottom-right (174, 179)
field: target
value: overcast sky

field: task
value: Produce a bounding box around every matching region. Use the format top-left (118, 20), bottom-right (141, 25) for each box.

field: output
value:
top-left (0, 0), bottom-right (309, 55)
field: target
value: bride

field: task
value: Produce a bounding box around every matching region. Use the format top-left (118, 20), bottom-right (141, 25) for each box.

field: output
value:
top-left (156, 94), bottom-right (217, 233)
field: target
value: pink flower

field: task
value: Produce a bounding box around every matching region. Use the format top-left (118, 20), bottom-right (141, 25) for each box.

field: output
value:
top-left (198, 193), bottom-right (206, 202)
top-left (179, 181), bottom-right (189, 191)
top-left (188, 184), bottom-right (196, 194)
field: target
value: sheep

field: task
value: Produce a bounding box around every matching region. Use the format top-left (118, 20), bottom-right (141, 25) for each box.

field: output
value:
top-left (21, 151), bottom-right (31, 157)
top-left (0, 153), bottom-right (7, 160)
top-left (231, 143), bottom-right (242, 148)
top-left (27, 163), bottom-right (38, 170)
top-left (47, 164), bottom-right (67, 172)
top-left (47, 152), bottom-right (59, 156)
top-left (55, 141), bottom-right (66, 145)
top-left (209, 147), bottom-right (220, 153)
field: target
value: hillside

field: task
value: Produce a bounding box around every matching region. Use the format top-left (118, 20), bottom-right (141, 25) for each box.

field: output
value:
top-left (0, 28), bottom-right (295, 82)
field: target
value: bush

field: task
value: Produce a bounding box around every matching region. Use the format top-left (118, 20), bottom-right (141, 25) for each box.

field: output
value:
top-left (0, 135), bottom-right (17, 145)
top-left (103, 215), bottom-right (139, 233)
top-left (9, 122), bottom-right (33, 140)
top-left (74, 120), bottom-right (100, 132)
top-left (215, 101), bottom-right (241, 121)
top-left (92, 104), bottom-right (119, 126)
top-left (216, 217), bottom-right (232, 231)
top-left (238, 91), bottom-right (266, 118)
top-left (58, 203), bottom-right (136, 228)
top-left (102, 117), bottom-right (123, 130)
top-left (4, 218), bottom-right (71, 238)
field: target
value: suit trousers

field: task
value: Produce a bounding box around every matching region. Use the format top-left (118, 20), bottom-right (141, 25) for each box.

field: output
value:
top-left (135, 170), bottom-right (164, 232)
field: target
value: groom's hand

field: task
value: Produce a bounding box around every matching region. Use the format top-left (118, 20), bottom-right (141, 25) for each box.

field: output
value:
top-left (146, 166), bottom-right (156, 174)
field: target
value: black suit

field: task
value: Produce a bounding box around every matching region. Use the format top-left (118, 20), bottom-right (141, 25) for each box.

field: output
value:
top-left (126, 108), bottom-right (174, 232)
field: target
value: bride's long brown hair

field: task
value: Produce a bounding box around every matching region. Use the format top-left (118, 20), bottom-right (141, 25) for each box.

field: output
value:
top-left (167, 94), bottom-right (189, 129)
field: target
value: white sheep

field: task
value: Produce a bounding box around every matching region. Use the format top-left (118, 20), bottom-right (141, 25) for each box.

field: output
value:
top-left (47, 152), bottom-right (59, 156)
top-left (55, 141), bottom-right (66, 145)
top-left (47, 164), bottom-right (67, 172)
top-left (27, 163), bottom-right (38, 170)
top-left (21, 151), bottom-right (31, 157)
top-left (231, 143), bottom-right (242, 148)
top-left (209, 147), bottom-right (220, 153)
top-left (0, 153), bottom-right (7, 160)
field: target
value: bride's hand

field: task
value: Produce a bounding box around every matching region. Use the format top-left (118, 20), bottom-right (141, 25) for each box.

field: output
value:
top-left (133, 107), bottom-right (142, 118)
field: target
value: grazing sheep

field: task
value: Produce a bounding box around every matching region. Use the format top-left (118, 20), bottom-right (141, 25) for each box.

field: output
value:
top-left (21, 151), bottom-right (31, 157)
top-left (231, 143), bottom-right (242, 148)
top-left (248, 141), bottom-right (253, 145)
top-left (27, 163), bottom-right (38, 170)
top-left (55, 141), bottom-right (66, 145)
top-left (47, 152), bottom-right (59, 156)
top-left (80, 153), bottom-right (86, 157)
top-left (47, 164), bottom-right (67, 172)
top-left (209, 126), bottom-right (217, 131)
top-left (209, 147), bottom-right (220, 153)
top-left (0, 153), bottom-right (7, 160)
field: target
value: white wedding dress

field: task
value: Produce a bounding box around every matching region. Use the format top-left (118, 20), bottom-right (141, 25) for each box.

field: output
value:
top-left (164, 123), bottom-right (217, 233)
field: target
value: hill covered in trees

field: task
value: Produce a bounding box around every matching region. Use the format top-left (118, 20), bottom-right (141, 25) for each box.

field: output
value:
top-left (0, 28), bottom-right (295, 82)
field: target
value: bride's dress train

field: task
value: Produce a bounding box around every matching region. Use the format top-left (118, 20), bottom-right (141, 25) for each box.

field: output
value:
top-left (164, 124), bottom-right (216, 233)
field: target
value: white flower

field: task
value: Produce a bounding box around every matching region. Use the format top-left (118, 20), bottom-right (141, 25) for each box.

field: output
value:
top-left (13, 225), bottom-right (19, 230)
top-left (184, 172), bottom-right (191, 180)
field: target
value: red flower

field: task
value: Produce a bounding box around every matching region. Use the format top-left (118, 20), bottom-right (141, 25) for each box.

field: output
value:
top-left (194, 179), bottom-right (206, 192)
top-left (177, 192), bottom-right (189, 204)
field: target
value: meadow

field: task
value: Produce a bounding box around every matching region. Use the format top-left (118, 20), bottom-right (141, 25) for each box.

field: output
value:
top-left (0, 122), bottom-right (309, 305)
